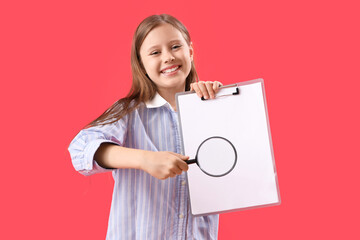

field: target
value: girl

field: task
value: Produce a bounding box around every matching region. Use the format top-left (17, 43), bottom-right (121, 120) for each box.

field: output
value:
top-left (69, 14), bottom-right (221, 239)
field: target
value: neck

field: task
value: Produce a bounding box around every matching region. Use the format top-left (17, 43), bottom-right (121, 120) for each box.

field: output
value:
top-left (157, 86), bottom-right (185, 112)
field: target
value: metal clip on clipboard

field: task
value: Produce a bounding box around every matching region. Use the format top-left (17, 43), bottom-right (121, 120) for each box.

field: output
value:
top-left (201, 84), bottom-right (240, 100)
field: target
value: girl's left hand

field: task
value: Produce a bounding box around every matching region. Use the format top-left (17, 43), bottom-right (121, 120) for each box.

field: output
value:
top-left (190, 81), bottom-right (223, 100)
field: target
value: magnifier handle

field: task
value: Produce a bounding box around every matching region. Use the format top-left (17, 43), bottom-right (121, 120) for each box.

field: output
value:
top-left (186, 159), bottom-right (197, 164)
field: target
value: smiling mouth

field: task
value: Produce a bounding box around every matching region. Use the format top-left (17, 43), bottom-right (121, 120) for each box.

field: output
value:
top-left (161, 65), bottom-right (181, 74)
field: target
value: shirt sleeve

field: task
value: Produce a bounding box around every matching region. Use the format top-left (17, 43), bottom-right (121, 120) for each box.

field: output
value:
top-left (68, 116), bottom-right (128, 176)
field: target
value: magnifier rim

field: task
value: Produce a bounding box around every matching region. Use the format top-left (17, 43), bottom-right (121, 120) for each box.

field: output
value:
top-left (195, 136), bottom-right (237, 177)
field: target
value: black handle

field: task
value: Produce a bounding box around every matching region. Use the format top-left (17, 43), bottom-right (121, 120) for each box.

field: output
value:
top-left (186, 159), bottom-right (197, 164)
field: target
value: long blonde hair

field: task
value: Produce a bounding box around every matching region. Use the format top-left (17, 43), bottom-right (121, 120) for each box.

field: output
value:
top-left (89, 14), bottom-right (198, 127)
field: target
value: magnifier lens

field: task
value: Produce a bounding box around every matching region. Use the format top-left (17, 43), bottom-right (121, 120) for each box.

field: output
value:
top-left (197, 138), bottom-right (236, 176)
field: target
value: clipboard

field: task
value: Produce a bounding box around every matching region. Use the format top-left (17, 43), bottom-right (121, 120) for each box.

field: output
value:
top-left (176, 78), bottom-right (280, 216)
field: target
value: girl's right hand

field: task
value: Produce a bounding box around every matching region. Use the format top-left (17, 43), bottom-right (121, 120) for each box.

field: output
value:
top-left (140, 151), bottom-right (189, 180)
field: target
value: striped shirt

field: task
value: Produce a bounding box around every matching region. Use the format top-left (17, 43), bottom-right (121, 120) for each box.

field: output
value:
top-left (68, 93), bottom-right (219, 240)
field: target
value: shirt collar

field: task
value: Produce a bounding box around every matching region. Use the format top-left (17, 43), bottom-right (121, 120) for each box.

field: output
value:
top-left (145, 92), bottom-right (168, 108)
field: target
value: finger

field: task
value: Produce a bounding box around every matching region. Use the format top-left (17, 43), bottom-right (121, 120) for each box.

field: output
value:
top-left (190, 83), bottom-right (194, 92)
top-left (168, 152), bottom-right (189, 160)
top-left (213, 81), bottom-right (222, 93)
top-left (177, 160), bottom-right (189, 172)
top-left (198, 81), bottom-right (209, 99)
top-left (205, 82), bottom-right (215, 99)
top-left (168, 171), bottom-right (176, 178)
top-left (191, 83), bottom-right (202, 98)
top-left (171, 166), bottom-right (183, 175)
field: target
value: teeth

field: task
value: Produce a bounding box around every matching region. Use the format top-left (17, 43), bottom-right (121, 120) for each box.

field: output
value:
top-left (162, 66), bottom-right (179, 73)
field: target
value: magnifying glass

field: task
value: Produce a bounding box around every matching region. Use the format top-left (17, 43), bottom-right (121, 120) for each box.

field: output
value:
top-left (187, 136), bottom-right (237, 177)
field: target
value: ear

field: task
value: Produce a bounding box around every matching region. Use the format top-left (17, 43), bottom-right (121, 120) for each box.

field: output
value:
top-left (189, 42), bottom-right (194, 61)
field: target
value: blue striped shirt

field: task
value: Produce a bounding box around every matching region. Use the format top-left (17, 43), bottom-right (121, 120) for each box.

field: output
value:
top-left (68, 93), bottom-right (219, 239)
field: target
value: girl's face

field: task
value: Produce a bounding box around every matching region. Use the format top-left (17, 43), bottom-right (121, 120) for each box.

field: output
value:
top-left (139, 23), bottom-right (193, 94)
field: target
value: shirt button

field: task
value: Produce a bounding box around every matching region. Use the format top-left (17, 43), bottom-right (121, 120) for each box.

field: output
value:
top-left (179, 214), bottom-right (184, 219)
top-left (181, 180), bottom-right (186, 186)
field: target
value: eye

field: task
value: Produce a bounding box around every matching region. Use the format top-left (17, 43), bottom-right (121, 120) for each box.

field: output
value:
top-left (150, 50), bottom-right (160, 55)
top-left (172, 44), bottom-right (182, 50)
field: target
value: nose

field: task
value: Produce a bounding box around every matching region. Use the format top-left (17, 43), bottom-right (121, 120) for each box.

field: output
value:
top-left (163, 50), bottom-right (175, 63)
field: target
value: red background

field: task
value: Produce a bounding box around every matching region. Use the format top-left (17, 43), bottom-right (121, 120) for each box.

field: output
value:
top-left (1, 0), bottom-right (359, 239)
